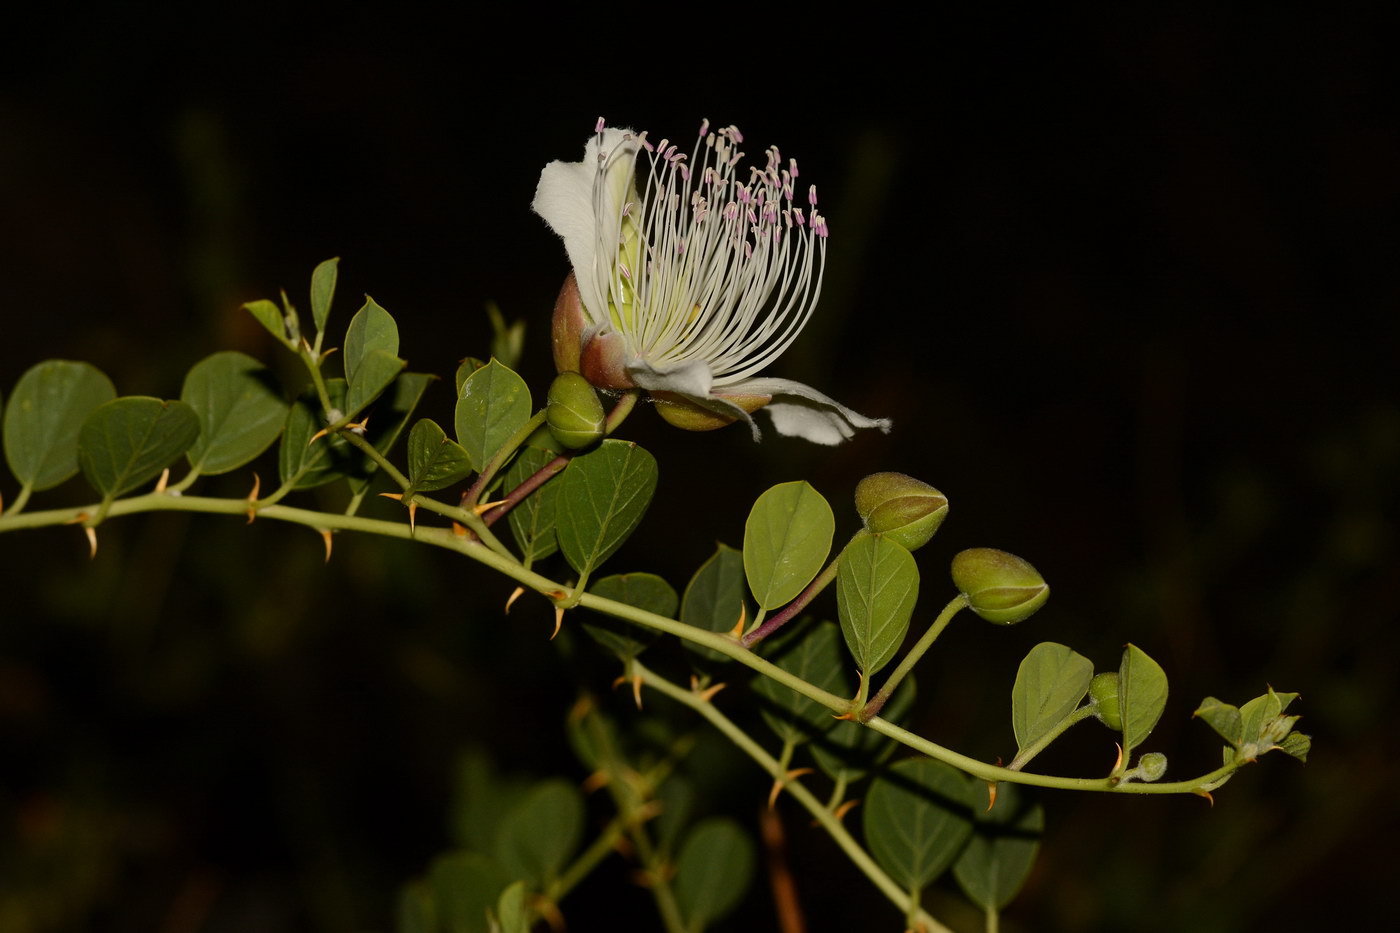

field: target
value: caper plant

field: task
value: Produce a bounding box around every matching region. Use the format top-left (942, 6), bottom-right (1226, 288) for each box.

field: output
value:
top-left (0, 119), bottom-right (1308, 933)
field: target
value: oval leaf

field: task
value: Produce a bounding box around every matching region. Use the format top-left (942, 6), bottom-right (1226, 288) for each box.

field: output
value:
top-left (78, 398), bottom-right (199, 499)
top-left (407, 418), bottom-right (473, 493)
top-left (1011, 642), bottom-right (1094, 753)
top-left (836, 533), bottom-right (920, 676)
top-left (673, 817), bottom-right (756, 932)
top-left (952, 782), bottom-right (1044, 911)
top-left (310, 257), bottom-right (339, 334)
top-left (1118, 643), bottom-right (1168, 755)
top-left (680, 543), bottom-right (749, 663)
top-left (243, 298), bottom-right (294, 347)
top-left (344, 348), bottom-right (407, 418)
top-left (743, 481), bottom-right (835, 611)
top-left (4, 360), bottom-right (117, 491)
top-left (455, 359), bottom-right (532, 471)
top-left (556, 439), bottom-right (658, 579)
top-left (181, 351), bottom-right (288, 475)
top-left (752, 620), bottom-right (849, 746)
top-left (494, 779), bottom-right (584, 889)
top-left (582, 572), bottom-right (677, 661)
top-left (494, 881), bottom-right (529, 933)
top-left (504, 444), bottom-right (564, 564)
top-left (428, 851), bottom-right (508, 933)
top-left (280, 379), bottom-right (356, 489)
top-left (864, 757), bottom-right (976, 893)
top-left (343, 295), bottom-right (399, 385)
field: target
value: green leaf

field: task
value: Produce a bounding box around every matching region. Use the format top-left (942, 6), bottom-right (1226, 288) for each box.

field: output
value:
top-left (487, 302), bottom-right (525, 370)
top-left (1011, 642), bottom-right (1094, 754)
top-left (279, 379), bottom-right (357, 489)
top-left (1193, 696), bottom-right (1243, 749)
top-left (4, 360), bottom-right (117, 491)
top-left (864, 757), bottom-right (976, 893)
top-left (78, 398), bottom-right (200, 499)
top-left (504, 444), bottom-right (563, 564)
top-left (1118, 643), bottom-right (1168, 756)
top-left (743, 481), bottom-right (835, 611)
top-left (343, 295), bottom-right (399, 385)
top-left (494, 881), bottom-right (529, 933)
top-left (429, 850), bottom-right (508, 933)
top-left (448, 748), bottom-right (529, 854)
top-left (455, 357), bottom-right (488, 395)
top-left (680, 543), bottom-right (749, 663)
top-left (952, 782), bottom-right (1044, 911)
top-left (582, 572), bottom-right (676, 661)
top-left (556, 439), bottom-right (658, 580)
top-left (654, 774), bottom-right (696, 856)
top-left (455, 360), bottom-right (532, 471)
top-left (1278, 731), bottom-right (1311, 762)
top-left (344, 348), bottom-right (407, 418)
top-left (673, 817), bottom-right (755, 933)
top-left (243, 298), bottom-right (294, 347)
top-left (406, 418), bottom-right (473, 493)
top-left (836, 533), bottom-right (920, 676)
top-left (310, 257), bottom-right (339, 334)
top-left (395, 881), bottom-right (435, 933)
top-left (494, 779), bottom-right (584, 890)
top-left (180, 351), bottom-right (288, 475)
top-left (752, 620), bottom-right (848, 746)
top-left (811, 674), bottom-right (916, 784)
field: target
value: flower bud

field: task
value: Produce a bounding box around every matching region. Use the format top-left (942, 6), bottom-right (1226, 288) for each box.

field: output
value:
top-left (1135, 752), bottom-right (1167, 782)
top-left (551, 273), bottom-right (586, 374)
top-left (853, 472), bottom-right (948, 552)
top-left (547, 372), bottom-right (606, 449)
top-left (950, 548), bottom-right (1049, 624)
top-left (1089, 672), bottom-right (1122, 731)
top-left (651, 391), bottom-right (770, 432)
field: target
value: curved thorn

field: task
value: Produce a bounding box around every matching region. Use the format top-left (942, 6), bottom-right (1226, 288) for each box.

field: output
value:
top-left (728, 603), bottom-right (747, 639)
top-left (320, 529), bottom-right (333, 563)
top-left (246, 472), bottom-right (262, 523)
top-left (84, 526), bottom-right (97, 559)
top-left (154, 468), bottom-right (170, 494)
top-left (504, 586), bottom-right (525, 614)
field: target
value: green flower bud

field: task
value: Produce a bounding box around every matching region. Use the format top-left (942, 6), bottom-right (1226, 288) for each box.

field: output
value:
top-left (853, 472), bottom-right (949, 552)
top-left (547, 372), bottom-right (606, 449)
top-left (1135, 752), bottom-right (1168, 782)
top-left (1089, 672), bottom-right (1122, 731)
top-left (950, 548), bottom-right (1049, 624)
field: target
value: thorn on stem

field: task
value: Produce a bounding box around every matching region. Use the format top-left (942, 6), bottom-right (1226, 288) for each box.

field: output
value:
top-left (308, 428), bottom-right (329, 446)
top-left (728, 603), bottom-right (747, 639)
top-left (985, 781), bottom-right (998, 812)
top-left (1110, 742), bottom-right (1124, 776)
top-left (504, 586), bottom-right (525, 614)
top-left (768, 768), bottom-right (814, 809)
top-left (694, 682), bottom-right (727, 703)
top-left (451, 522), bottom-right (468, 537)
top-left (581, 770), bottom-right (610, 793)
top-left (832, 799), bottom-right (860, 823)
top-left (1195, 789), bottom-right (1215, 807)
top-left (320, 529), bottom-right (334, 563)
top-left (154, 468), bottom-right (170, 494)
top-left (551, 605), bottom-right (564, 640)
top-left (245, 472), bottom-right (261, 523)
top-left (472, 498), bottom-right (509, 516)
top-left (84, 526), bottom-right (97, 559)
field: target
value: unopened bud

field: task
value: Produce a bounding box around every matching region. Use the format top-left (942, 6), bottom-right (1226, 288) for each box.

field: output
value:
top-left (1089, 672), bottom-right (1122, 731)
top-left (950, 548), bottom-right (1049, 624)
top-left (1136, 752), bottom-right (1167, 782)
top-left (854, 472), bottom-right (948, 552)
top-left (547, 372), bottom-right (606, 449)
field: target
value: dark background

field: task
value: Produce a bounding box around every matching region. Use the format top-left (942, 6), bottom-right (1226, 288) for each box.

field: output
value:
top-left (2, 8), bottom-right (1396, 932)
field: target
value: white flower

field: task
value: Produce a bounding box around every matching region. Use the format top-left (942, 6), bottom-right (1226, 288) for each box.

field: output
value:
top-left (532, 118), bottom-right (891, 445)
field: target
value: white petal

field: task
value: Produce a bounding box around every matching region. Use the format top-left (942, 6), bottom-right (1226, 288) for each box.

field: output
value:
top-left (627, 358), bottom-right (715, 398)
top-left (729, 377), bottom-right (891, 445)
top-left (531, 128), bottom-right (636, 326)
